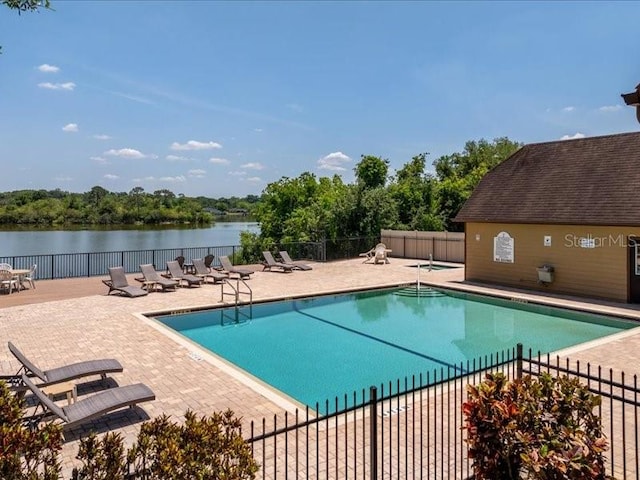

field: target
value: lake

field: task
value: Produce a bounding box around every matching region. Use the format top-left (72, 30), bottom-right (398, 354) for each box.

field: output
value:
top-left (0, 222), bottom-right (260, 256)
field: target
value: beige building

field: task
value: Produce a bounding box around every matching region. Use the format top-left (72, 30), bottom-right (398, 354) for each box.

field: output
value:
top-left (454, 131), bottom-right (640, 303)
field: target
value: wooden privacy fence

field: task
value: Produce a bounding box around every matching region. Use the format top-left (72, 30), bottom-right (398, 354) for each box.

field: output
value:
top-left (380, 230), bottom-right (465, 263)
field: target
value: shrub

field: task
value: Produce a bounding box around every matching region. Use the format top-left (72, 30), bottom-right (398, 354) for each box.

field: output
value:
top-left (463, 372), bottom-right (611, 480)
top-left (0, 380), bottom-right (63, 480)
top-left (74, 409), bottom-right (259, 480)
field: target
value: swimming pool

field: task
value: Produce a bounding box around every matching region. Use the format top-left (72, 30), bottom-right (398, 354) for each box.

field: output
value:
top-left (154, 287), bottom-right (637, 408)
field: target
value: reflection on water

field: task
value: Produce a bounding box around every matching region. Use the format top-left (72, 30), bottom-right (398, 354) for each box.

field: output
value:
top-left (0, 222), bottom-right (260, 255)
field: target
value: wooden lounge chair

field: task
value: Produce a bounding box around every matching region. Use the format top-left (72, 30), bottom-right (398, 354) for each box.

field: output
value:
top-left (262, 251), bottom-right (294, 273)
top-left (279, 251), bottom-right (312, 271)
top-left (22, 374), bottom-right (155, 430)
top-left (8, 341), bottom-right (123, 387)
top-left (218, 255), bottom-right (253, 279)
top-left (165, 260), bottom-right (203, 288)
top-left (192, 258), bottom-right (228, 284)
top-left (103, 267), bottom-right (148, 297)
top-left (138, 264), bottom-right (179, 291)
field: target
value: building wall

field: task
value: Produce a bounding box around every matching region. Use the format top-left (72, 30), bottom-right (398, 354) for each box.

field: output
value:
top-left (464, 223), bottom-right (640, 302)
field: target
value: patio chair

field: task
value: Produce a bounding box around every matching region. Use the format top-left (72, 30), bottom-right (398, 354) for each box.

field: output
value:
top-left (218, 255), bottom-right (253, 279)
top-left (21, 374), bottom-right (155, 430)
top-left (8, 341), bottom-right (123, 386)
top-left (23, 264), bottom-right (37, 289)
top-left (165, 260), bottom-right (203, 288)
top-left (262, 251), bottom-right (294, 273)
top-left (102, 267), bottom-right (148, 298)
top-left (279, 251), bottom-right (313, 271)
top-left (373, 243), bottom-right (391, 264)
top-left (192, 258), bottom-right (228, 284)
top-left (174, 256), bottom-right (185, 269)
top-left (139, 264), bottom-right (179, 291)
top-left (0, 269), bottom-right (19, 294)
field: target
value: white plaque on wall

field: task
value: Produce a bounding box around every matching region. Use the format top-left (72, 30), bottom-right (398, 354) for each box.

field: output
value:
top-left (493, 231), bottom-right (514, 263)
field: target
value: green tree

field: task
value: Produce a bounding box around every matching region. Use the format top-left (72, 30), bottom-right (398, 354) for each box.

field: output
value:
top-left (388, 152), bottom-right (441, 230)
top-left (355, 155), bottom-right (389, 190)
top-left (433, 137), bottom-right (521, 230)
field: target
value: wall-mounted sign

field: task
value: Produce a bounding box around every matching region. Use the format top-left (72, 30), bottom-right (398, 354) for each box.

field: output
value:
top-left (494, 231), bottom-right (514, 263)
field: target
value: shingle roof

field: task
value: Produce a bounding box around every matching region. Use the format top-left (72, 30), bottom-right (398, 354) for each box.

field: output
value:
top-left (454, 131), bottom-right (640, 226)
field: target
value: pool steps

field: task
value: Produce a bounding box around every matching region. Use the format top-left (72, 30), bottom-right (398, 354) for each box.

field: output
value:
top-left (394, 286), bottom-right (447, 298)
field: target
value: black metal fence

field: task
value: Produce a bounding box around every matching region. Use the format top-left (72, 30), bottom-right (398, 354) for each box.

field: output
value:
top-left (246, 344), bottom-right (640, 479)
top-left (0, 235), bottom-right (466, 281)
top-left (0, 246), bottom-right (244, 280)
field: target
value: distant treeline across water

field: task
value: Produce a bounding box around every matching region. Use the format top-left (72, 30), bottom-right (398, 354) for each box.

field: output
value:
top-left (0, 222), bottom-right (260, 256)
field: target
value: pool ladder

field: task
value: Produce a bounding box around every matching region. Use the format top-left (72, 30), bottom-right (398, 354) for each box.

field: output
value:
top-left (220, 277), bottom-right (253, 308)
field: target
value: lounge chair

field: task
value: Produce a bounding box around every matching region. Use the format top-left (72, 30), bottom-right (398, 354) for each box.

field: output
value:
top-left (262, 251), bottom-right (294, 273)
top-left (21, 374), bottom-right (155, 430)
top-left (8, 341), bottom-right (123, 387)
top-left (138, 264), bottom-right (179, 291)
top-left (218, 255), bottom-right (253, 279)
top-left (279, 251), bottom-right (313, 271)
top-left (165, 260), bottom-right (203, 288)
top-left (192, 258), bottom-right (228, 284)
top-left (103, 267), bottom-right (148, 297)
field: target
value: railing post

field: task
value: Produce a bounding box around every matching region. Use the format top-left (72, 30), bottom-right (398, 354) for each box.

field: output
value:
top-left (369, 385), bottom-right (378, 480)
top-left (516, 343), bottom-right (523, 379)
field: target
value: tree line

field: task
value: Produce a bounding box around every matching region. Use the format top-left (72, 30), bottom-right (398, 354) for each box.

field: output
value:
top-left (240, 137), bottom-right (521, 253)
top-left (0, 137), bottom-right (520, 234)
top-left (0, 186), bottom-right (259, 226)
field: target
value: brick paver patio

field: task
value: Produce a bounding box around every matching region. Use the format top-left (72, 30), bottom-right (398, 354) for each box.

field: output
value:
top-left (2, 257), bottom-right (640, 477)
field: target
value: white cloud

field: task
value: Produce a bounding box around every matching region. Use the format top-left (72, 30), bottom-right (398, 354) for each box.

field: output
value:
top-left (562, 106), bottom-right (575, 112)
top-left (318, 151), bottom-right (351, 171)
top-left (170, 140), bottom-right (222, 151)
top-left (560, 132), bottom-right (586, 141)
top-left (166, 154), bottom-right (190, 162)
top-left (253, 128), bottom-right (263, 133)
top-left (599, 105), bottom-right (623, 112)
top-left (104, 174), bottom-right (119, 180)
top-left (38, 82), bottom-right (76, 91)
top-left (159, 175), bottom-right (186, 183)
top-left (228, 171), bottom-right (247, 176)
top-left (188, 169), bottom-right (206, 178)
top-left (209, 157), bottom-right (230, 165)
top-left (240, 162), bottom-right (265, 170)
top-left (62, 123), bottom-right (78, 133)
top-left (38, 64), bottom-right (60, 73)
top-left (54, 175), bottom-right (72, 182)
top-left (93, 134), bottom-right (112, 140)
top-left (104, 148), bottom-right (156, 159)
top-left (246, 176), bottom-right (262, 183)
top-left (90, 156), bottom-right (109, 164)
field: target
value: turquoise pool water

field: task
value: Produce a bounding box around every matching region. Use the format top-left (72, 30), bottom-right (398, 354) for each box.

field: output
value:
top-left (155, 288), bottom-right (636, 407)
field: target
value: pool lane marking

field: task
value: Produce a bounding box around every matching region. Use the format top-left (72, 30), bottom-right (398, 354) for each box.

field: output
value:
top-left (292, 303), bottom-right (466, 374)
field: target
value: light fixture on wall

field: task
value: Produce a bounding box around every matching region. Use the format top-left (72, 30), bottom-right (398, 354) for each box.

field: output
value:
top-left (621, 84), bottom-right (640, 123)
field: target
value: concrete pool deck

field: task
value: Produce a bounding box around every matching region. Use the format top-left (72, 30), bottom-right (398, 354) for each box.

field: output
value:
top-left (2, 257), bottom-right (640, 474)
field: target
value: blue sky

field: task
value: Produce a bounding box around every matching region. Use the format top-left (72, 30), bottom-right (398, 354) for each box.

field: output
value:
top-left (1, 1), bottom-right (639, 198)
